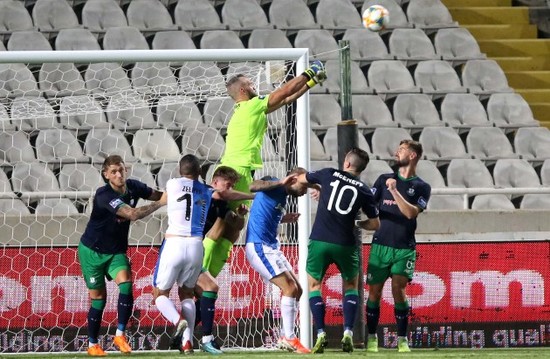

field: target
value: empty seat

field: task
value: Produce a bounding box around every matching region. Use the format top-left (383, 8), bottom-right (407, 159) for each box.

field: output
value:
top-left (221, 0), bottom-right (272, 31)
top-left (103, 26), bottom-right (149, 50)
top-left (157, 95), bottom-right (204, 132)
top-left (156, 161), bottom-right (179, 189)
top-left (131, 62), bottom-right (178, 95)
top-left (514, 127), bottom-right (550, 162)
top-left (446, 159), bottom-right (493, 188)
top-left (11, 163), bottom-right (60, 194)
top-left (342, 29), bottom-right (392, 63)
top-left (59, 163), bottom-right (104, 192)
top-left (82, 0), bottom-right (128, 32)
top-left (203, 97), bottom-right (234, 129)
top-left (132, 129), bottom-right (181, 166)
top-left (304, 130), bottom-right (331, 161)
top-left (367, 60), bottom-right (419, 99)
top-left (105, 92), bottom-right (156, 131)
top-left (59, 95), bottom-right (110, 130)
top-left (462, 60), bottom-right (513, 96)
top-left (427, 195), bottom-right (465, 210)
top-left (406, 0), bottom-right (457, 30)
top-left (36, 129), bottom-right (89, 166)
top-left (268, 0), bottom-right (319, 32)
top-left (414, 60), bottom-right (467, 96)
top-left (35, 198), bottom-right (79, 215)
top-left (471, 195), bottom-right (515, 210)
top-left (419, 127), bottom-right (469, 162)
top-left (294, 30), bottom-right (339, 61)
top-left (126, 0), bottom-right (177, 33)
top-left (7, 30), bottom-right (52, 51)
top-left (0, 199), bottom-right (31, 215)
top-left (392, 94), bottom-right (443, 132)
top-left (0, 103), bottom-right (15, 131)
top-left (520, 194), bottom-right (550, 210)
top-left (434, 28), bottom-right (485, 64)
top-left (84, 128), bottom-right (137, 164)
top-left (174, 0), bottom-right (226, 33)
top-left (0, 168), bottom-right (14, 195)
top-left (487, 93), bottom-right (539, 129)
top-left (362, 0), bottom-right (410, 29)
top-left (179, 61), bottom-right (225, 96)
top-left (493, 159), bottom-right (540, 189)
top-left (0, 131), bottom-right (36, 165)
top-left (0, 0), bottom-right (34, 42)
top-left (371, 127), bottom-right (412, 161)
top-left (466, 127), bottom-right (517, 162)
top-left (352, 95), bottom-right (396, 130)
top-left (322, 60), bottom-right (371, 94)
top-left (200, 30), bottom-right (245, 49)
top-left (152, 31), bottom-right (196, 50)
top-left (32, 0), bottom-right (79, 34)
top-left (181, 127), bottom-right (225, 162)
top-left (316, 0), bottom-right (362, 31)
top-left (309, 95), bottom-right (341, 131)
top-left (309, 160), bottom-right (338, 172)
top-left (323, 127), bottom-right (371, 162)
top-left (39, 63), bottom-right (87, 98)
top-left (541, 159), bottom-right (550, 186)
top-left (127, 162), bottom-right (156, 189)
top-left (361, 160), bottom-right (393, 187)
top-left (416, 160), bottom-right (446, 188)
top-left (440, 93), bottom-right (491, 130)
top-left (85, 62), bottom-right (132, 96)
top-left (248, 29), bottom-right (293, 49)
top-left (11, 97), bottom-right (60, 131)
top-left (55, 28), bottom-right (102, 51)
top-left (389, 29), bottom-right (438, 64)
top-left (0, 63), bottom-right (41, 99)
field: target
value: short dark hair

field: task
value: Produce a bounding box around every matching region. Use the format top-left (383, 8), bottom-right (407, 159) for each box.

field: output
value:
top-left (212, 166), bottom-right (240, 183)
top-left (400, 139), bottom-right (423, 159)
top-left (226, 74), bottom-right (246, 89)
top-left (288, 167), bottom-right (307, 176)
top-left (102, 155), bottom-right (124, 173)
top-left (179, 154), bottom-right (201, 177)
top-left (346, 147), bottom-right (370, 172)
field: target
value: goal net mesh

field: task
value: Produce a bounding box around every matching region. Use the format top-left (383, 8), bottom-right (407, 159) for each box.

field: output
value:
top-left (0, 53), bottom-right (304, 353)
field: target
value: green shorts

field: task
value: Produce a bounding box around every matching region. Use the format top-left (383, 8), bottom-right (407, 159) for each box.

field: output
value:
top-left (78, 242), bottom-right (131, 290)
top-left (217, 163), bottom-right (253, 211)
top-left (306, 240), bottom-right (359, 282)
top-left (367, 243), bottom-right (416, 285)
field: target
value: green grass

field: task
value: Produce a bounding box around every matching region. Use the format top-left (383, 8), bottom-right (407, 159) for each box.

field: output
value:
top-left (1, 348), bottom-right (549, 359)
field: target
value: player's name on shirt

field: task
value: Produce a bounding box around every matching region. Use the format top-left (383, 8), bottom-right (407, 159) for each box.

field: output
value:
top-left (332, 171), bottom-right (364, 187)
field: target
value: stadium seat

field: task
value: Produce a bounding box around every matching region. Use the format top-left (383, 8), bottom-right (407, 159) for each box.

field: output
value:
top-left (268, 0), bottom-right (319, 33)
top-left (221, 0), bottom-right (272, 32)
top-left (7, 30), bottom-right (52, 51)
top-left (392, 94), bottom-right (443, 133)
top-left (440, 93), bottom-right (491, 131)
top-left (126, 0), bottom-right (177, 35)
top-left (35, 129), bottom-right (89, 167)
top-left (156, 161), bottom-right (179, 189)
top-left (35, 198), bottom-right (79, 215)
top-left (352, 95), bottom-right (397, 130)
top-left (309, 94), bottom-right (341, 131)
top-left (84, 128), bottom-right (137, 164)
top-left (152, 31), bottom-right (196, 51)
top-left (0, 63), bottom-right (41, 99)
top-left (181, 127), bottom-right (225, 162)
top-left (248, 29), bottom-right (293, 49)
top-left (323, 127), bottom-right (371, 162)
top-left (157, 95), bottom-right (204, 133)
top-left (200, 30), bottom-right (245, 49)
top-left (32, 0), bottom-right (79, 36)
top-left (316, 0), bottom-right (363, 32)
top-left (294, 30), bottom-right (339, 61)
top-left (302, 130), bottom-right (330, 161)
top-left (371, 127), bottom-right (412, 161)
top-left (127, 162), bottom-right (156, 189)
top-left (462, 60), bottom-right (513, 96)
top-left (103, 26), bottom-right (149, 50)
top-left (520, 194), bottom-right (550, 210)
top-left (406, 0), bottom-right (458, 30)
top-left (11, 163), bottom-right (60, 195)
top-left (58, 163), bottom-right (104, 192)
top-left (514, 127), bottom-right (550, 162)
top-left (427, 195), bottom-right (465, 210)
top-left (59, 95), bottom-right (110, 131)
top-left (133, 129), bottom-right (181, 168)
top-left (10, 97), bottom-right (60, 131)
top-left (174, 0), bottom-right (226, 34)
top-left (85, 62), bottom-right (132, 96)
top-left (131, 62), bottom-right (178, 95)
top-left (0, 103), bottom-right (15, 131)
top-left (414, 60), bottom-right (467, 97)
top-left (418, 127), bottom-right (470, 163)
top-left (389, 29), bottom-right (439, 65)
top-left (82, 0), bottom-right (128, 32)
top-left (434, 28), bottom-right (485, 65)
top-left (466, 127), bottom-right (517, 163)
top-left (540, 159), bottom-right (550, 186)
top-left (179, 61), bottom-right (226, 96)
top-left (487, 93), bottom-right (539, 130)
top-left (105, 92), bottom-right (156, 131)
top-left (39, 63), bottom-right (87, 99)
top-left (446, 159), bottom-right (494, 188)
top-left (361, 160), bottom-right (393, 187)
top-left (203, 97), bottom-right (234, 130)
top-left (362, 0), bottom-right (410, 29)
top-left (0, 131), bottom-right (36, 165)
top-left (322, 60), bottom-right (371, 94)
top-left (367, 60), bottom-right (419, 99)
top-left (0, 168), bottom-right (14, 195)
top-left (0, 199), bottom-right (31, 215)
top-left (55, 28), bottom-right (102, 51)
top-left (416, 160), bottom-right (446, 188)
top-left (342, 29), bottom-right (392, 64)
top-left (493, 159), bottom-right (540, 201)
top-left (309, 160), bottom-right (338, 172)
top-left (471, 195), bottom-right (515, 210)
top-left (0, 41), bottom-right (4, 51)
top-left (0, 0), bottom-right (34, 42)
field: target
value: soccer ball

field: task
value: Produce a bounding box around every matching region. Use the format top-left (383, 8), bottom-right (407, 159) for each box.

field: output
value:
top-left (362, 5), bottom-right (390, 32)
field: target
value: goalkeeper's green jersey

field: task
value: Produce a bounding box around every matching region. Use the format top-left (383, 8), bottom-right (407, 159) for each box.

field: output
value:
top-left (221, 95), bottom-right (269, 169)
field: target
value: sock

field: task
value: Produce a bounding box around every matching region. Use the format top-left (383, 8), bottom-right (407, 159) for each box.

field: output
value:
top-left (281, 296), bottom-right (297, 339)
top-left (202, 237), bottom-right (217, 272)
top-left (394, 301), bottom-right (409, 337)
top-left (366, 299), bottom-right (380, 335)
top-left (195, 297), bottom-right (202, 326)
top-left (343, 289), bottom-right (359, 332)
top-left (308, 291), bottom-right (325, 333)
top-left (88, 299), bottom-right (106, 344)
top-left (200, 291), bottom-right (217, 337)
top-left (209, 237), bottom-right (233, 278)
top-left (117, 281), bottom-right (133, 335)
top-left (181, 298), bottom-right (196, 343)
top-left (155, 295), bottom-right (180, 325)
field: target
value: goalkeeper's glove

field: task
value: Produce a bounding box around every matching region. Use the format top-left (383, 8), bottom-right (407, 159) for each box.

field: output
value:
top-left (302, 60), bottom-right (325, 81)
top-left (306, 70), bottom-right (327, 88)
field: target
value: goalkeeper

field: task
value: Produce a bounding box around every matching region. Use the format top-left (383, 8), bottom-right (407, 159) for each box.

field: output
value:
top-left (203, 60), bottom-right (327, 277)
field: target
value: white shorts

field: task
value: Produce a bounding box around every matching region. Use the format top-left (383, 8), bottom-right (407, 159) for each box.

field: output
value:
top-left (245, 242), bottom-right (292, 282)
top-left (153, 236), bottom-right (203, 290)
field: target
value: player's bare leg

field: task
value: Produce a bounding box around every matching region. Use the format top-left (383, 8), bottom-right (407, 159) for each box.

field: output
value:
top-left (153, 287), bottom-right (188, 351)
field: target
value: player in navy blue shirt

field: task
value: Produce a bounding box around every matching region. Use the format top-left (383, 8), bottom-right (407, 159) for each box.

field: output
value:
top-left (365, 140), bottom-right (431, 353)
top-left (296, 148), bottom-right (380, 353)
top-left (78, 155), bottom-right (166, 356)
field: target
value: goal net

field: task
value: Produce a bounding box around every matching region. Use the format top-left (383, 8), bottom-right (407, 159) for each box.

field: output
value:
top-left (0, 49), bottom-right (312, 353)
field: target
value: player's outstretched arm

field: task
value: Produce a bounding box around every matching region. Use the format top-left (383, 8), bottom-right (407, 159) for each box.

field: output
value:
top-left (116, 197), bottom-right (166, 221)
top-left (147, 189), bottom-right (164, 201)
top-left (249, 173), bottom-right (297, 192)
top-left (213, 189), bottom-right (255, 202)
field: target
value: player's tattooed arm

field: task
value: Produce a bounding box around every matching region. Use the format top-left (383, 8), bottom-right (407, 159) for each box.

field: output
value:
top-left (116, 199), bottom-right (165, 221)
top-left (147, 189), bottom-right (164, 201)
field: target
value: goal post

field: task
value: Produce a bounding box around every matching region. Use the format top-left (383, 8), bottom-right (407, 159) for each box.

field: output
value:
top-left (0, 48), bottom-right (312, 352)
